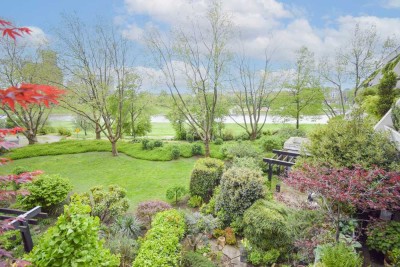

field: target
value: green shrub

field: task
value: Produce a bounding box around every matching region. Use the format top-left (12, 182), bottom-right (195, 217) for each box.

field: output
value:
top-left (135, 200), bottom-right (172, 227)
top-left (235, 132), bottom-right (249, 141)
top-left (186, 133), bottom-right (194, 143)
top-left (17, 174), bottom-right (72, 212)
top-left (248, 248), bottom-right (280, 266)
top-left (213, 228), bottom-right (225, 238)
top-left (0, 230), bottom-right (22, 250)
top-left (230, 156), bottom-right (261, 171)
top-left (367, 221), bottom-right (400, 254)
top-left (141, 139), bottom-right (150, 149)
top-left (27, 195), bottom-right (120, 267)
top-left (12, 166), bottom-right (31, 175)
top-left (132, 209), bottom-right (185, 267)
top-left (39, 126), bottom-right (56, 135)
top-left (222, 130), bottom-right (234, 141)
top-left (200, 186), bottom-right (219, 216)
top-left (181, 251), bottom-right (216, 267)
top-left (392, 104), bottom-right (400, 131)
top-left (215, 167), bottom-right (265, 224)
top-left (388, 248), bottom-right (400, 266)
top-left (146, 140), bottom-right (155, 150)
top-left (154, 140), bottom-right (163, 148)
top-left (105, 233), bottom-right (138, 267)
top-left (243, 199), bottom-right (290, 251)
top-left (166, 186), bottom-right (187, 205)
top-left (192, 143), bottom-right (204, 155)
top-left (82, 184), bottom-right (129, 224)
top-left (188, 195), bottom-right (203, 208)
top-left (190, 158), bottom-right (224, 201)
top-left (276, 127), bottom-right (306, 139)
top-left (171, 146), bottom-right (181, 159)
top-left (221, 143), bottom-right (260, 159)
top-left (320, 243), bottom-right (363, 267)
top-left (214, 138), bottom-right (223, 145)
top-left (260, 135), bottom-right (284, 152)
top-left (57, 127), bottom-right (72, 137)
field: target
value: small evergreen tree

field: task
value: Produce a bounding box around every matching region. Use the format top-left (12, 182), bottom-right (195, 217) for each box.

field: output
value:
top-left (377, 71), bottom-right (397, 117)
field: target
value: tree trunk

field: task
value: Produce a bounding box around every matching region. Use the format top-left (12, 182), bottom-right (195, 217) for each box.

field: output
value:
top-left (250, 131), bottom-right (257, 140)
top-left (26, 132), bottom-right (38, 145)
top-left (204, 138), bottom-right (210, 157)
top-left (296, 112), bottom-right (300, 129)
top-left (95, 124), bottom-right (101, 140)
top-left (111, 141), bottom-right (118, 157)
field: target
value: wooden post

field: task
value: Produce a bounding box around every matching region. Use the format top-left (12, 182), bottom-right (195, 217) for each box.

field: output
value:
top-left (268, 163), bottom-right (272, 182)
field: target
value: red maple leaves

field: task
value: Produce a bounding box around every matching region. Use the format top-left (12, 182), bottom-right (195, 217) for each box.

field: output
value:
top-left (0, 83), bottom-right (65, 110)
top-left (0, 19), bottom-right (31, 40)
top-left (286, 164), bottom-right (400, 211)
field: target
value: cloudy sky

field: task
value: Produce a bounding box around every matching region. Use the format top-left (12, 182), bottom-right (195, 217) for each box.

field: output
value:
top-left (3, 0), bottom-right (400, 85)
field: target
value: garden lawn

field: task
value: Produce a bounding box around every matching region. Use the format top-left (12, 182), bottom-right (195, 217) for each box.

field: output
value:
top-left (0, 152), bottom-right (196, 210)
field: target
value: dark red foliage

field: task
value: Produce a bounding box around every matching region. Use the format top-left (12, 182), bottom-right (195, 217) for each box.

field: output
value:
top-left (286, 164), bottom-right (400, 211)
top-left (0, 170), bottom-right (43, 201)
top-left (0, 19), bottom-right (31, 40)
top-left (136, 200), bottom-right (172, 226)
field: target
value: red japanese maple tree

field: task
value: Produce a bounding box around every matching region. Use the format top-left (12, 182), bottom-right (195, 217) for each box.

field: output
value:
top-left (285, 163), bottom-right (400, 241)
top-left (0, 19), bottom-right (64, 265)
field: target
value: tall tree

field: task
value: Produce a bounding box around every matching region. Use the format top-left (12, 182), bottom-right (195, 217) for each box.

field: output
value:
top-left (0, 42), bottom-right (63, 144)
top-left (273, 47), bottom-right (323, 129)
top-left (57, 15), bottom-right (136, 156)
top-left (230, 52), bottom-right (282, 140)
top-left (147, 1), bottom-right (232, 156)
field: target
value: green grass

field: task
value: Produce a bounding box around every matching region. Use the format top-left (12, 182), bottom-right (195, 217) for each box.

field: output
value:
top-left (0, 153), bottom-right (196, 209)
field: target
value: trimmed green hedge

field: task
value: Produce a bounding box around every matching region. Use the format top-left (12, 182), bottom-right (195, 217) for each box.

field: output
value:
top-left (189, 158), bottom-right (224, 201)
top-left (132, 209), bottom-right (185, 267)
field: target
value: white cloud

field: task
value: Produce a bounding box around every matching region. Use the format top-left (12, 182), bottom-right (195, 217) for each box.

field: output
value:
top-left (383, 0), bottom-right (400, 8)
top-left (122, 0), bottom-right (400, 65)
top-left (21, 26), bottom-right (48, 46)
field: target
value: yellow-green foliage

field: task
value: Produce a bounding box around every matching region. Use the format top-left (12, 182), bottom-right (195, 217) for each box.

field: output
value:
top-left (132, 209), bottom-right (185, 267)
top-left (26, 195), bottom-right (120, 267)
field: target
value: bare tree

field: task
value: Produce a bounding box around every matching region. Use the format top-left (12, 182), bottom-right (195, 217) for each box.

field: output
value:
top-left (318, 53), bottom-right (348, 116)
top-left (147, 1), bottom-right (232, 156)
top-left (57, 15), bottom-right (136, 156)
top-left (230, 52), bottom-right (282, 140)
top-left (341, 23), bottom-right (397, 101)
top-left (0, 40), bottom-right (63, 144)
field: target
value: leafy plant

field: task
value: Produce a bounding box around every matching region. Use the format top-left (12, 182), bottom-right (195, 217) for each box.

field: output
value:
top-left (188, 195), bottom-right (203, 208)
top-left (135, 200), bottom-right (172, 227)
top-left (214, 138), bottom-right (223, 145)
top-left (248, 248), bottom-right (280, 266)
top-left (57, 127), bottom-right (72, 137)
top-left (132, 209), bottom-right (185, 267)
top-left (192, 143), bottom-right (203, 155)
top-left (224, 227), bottom-right (236, 245)
top-left (243, 199), bottom-right (290, 251)
top-left (221, 142), bottom-right (260, 159)
top-left (171, 146), bottom-right (181, 159)
top-left (392, 104), bottom-right (400, 131)
top-left (17, 174), bottom-right (72, 212)
top-left (182, 251), bottom-right (216, 267)
top-left (215, 167), bottom-right (265, 224)
top-left (105, 233), bottom-right (138, 267)
top-left (186, 133), bottom-right (194, 143)
top-left (111, 214), bottom-right (142, 239)
top-left (154, 140), bottom-right (163, 148)
top-left (82, 184), bottom-right (129, 224)
top-left (190, 158), bottom-right (224, 201)
top-left (26, 195), bottom-right (120, 267)
top-left (319, 243), bottom-right (362, 267)
top-left (166, 186), bottom-right (187, 205)
top-left (260, 135), bottom-right (284, 152)
top-left (367, 221), bottom-right (400, 254)
top-left (230, 157), bottom-right (261, 171)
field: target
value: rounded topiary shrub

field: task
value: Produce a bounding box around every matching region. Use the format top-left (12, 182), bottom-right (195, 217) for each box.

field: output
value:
top-left (17, 174), bottom-right (72, 212)
top-left (192, 143), bottom-right (203, 156)
top-left (215, 167), bottom-right (265, 224)
top-left (243, 199), bottom-right (290, 251)
top-left (190, 158), bottom-right (224, 202)
top-left (214, 138), bottom-right (223, 145)
top-left (171, 146), bottom-right (181, 160)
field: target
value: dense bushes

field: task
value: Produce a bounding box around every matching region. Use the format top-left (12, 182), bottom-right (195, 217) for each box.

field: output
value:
top-left (17, 174), bottom-right (72, 212)
top-left (220, 142), bottom-right (260, 159)
top-left (27, 195), bottom-right (120, 267)
top-left (215, 167), bottom-right (265, 224)
top-left (82, 184), bottom-right (129, 224)
top-left (243, 199), bottom-right (290, 251)
top-left (181, 252), bottom-right (216, 267)
top-left (189, 158), bottom-right (224, 201)
top-left (367, 221), bottom-right (400, 255)
top-left (142, 139), bottom-right (163, 150)
top-left (191, 143), bottom-right (203, 155)
top-left (57, 127), bottom-right (72, 137)
top-left (260, 135), bottom-right (284, 151)
top-left (132, 209), bottom-right (185, 267)
top-left (319, 243), bottom-right (363, 267)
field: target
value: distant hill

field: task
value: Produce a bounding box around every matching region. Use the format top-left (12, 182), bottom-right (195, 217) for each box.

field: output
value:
top-left (364, 46), bottom-right (400, 88)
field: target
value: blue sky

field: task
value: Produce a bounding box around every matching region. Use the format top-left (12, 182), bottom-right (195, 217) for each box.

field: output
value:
top-left (2, 0), bottom-right (400, 66)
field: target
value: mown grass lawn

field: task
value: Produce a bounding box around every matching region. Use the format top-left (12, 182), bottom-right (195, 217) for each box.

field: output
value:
top-left (0, 152), bottom-right (196, 210)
